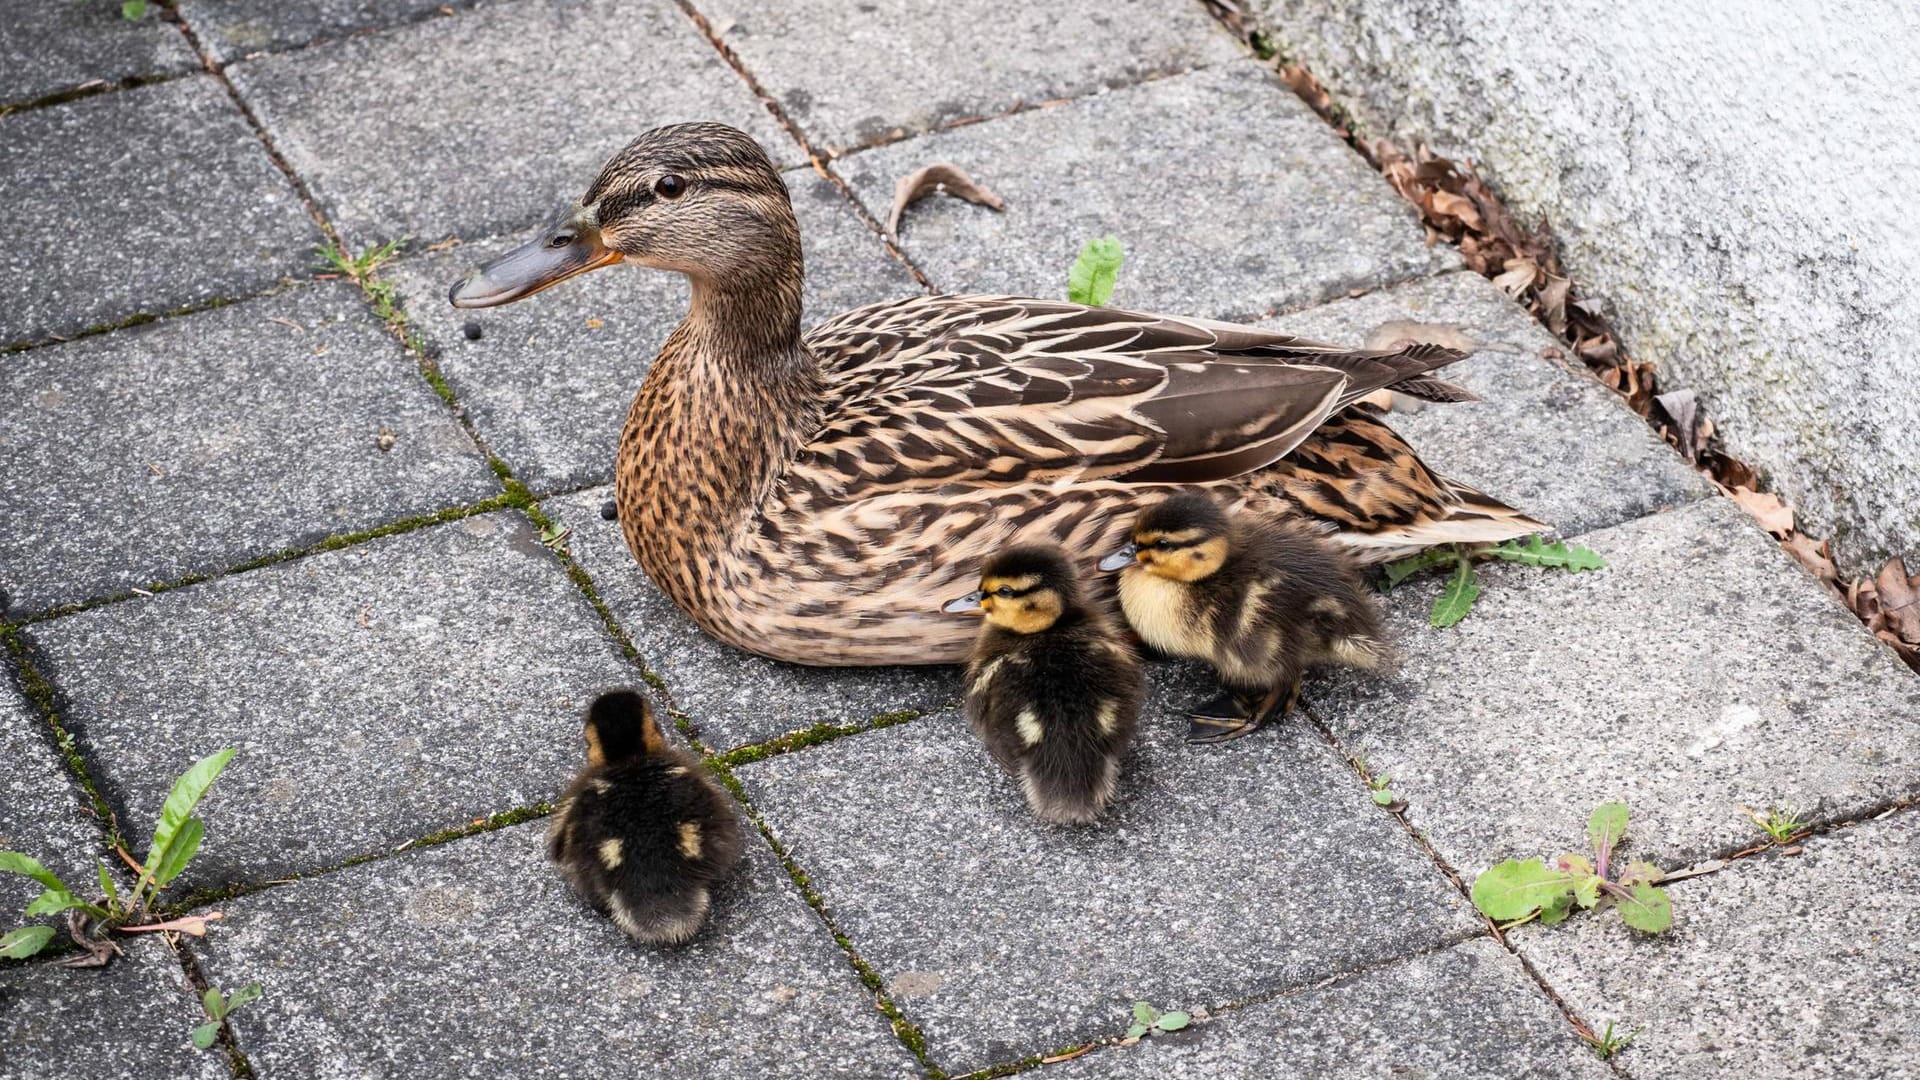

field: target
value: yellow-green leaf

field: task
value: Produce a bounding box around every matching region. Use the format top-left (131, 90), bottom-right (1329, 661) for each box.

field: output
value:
top-left (144, 749), bottom-right (234, 885)
top-left (0, 926), bottom-right (56, 959)
top-left (1471, 858), bottom-right (1574, 921)
top-left (0, 851), bottom-right (70, 894)
top-left (1618, 883), bottom-right (1672, 933)
top-left (1429, 558), bottom-right (1481, 627)
top-left (1068, 237), bottom-right (1124, 306)
top-left (1587, 802), bottom-right (1629, 854)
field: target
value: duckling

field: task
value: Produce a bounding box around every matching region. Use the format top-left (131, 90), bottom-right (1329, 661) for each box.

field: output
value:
top-left (547, 689), bottom-right (741, 944)
top-left (943, 544), bottom-right (1143, 824)
top-left (1099, 492), bottom-right (1392, 744)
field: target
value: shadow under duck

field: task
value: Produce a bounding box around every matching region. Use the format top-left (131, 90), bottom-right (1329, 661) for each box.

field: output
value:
top-left (450, 123), bottom-right (1543, 666)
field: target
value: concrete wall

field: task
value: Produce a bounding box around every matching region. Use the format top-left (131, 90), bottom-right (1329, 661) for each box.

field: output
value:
top-left (1256, 0), bottom-right (1920, 573)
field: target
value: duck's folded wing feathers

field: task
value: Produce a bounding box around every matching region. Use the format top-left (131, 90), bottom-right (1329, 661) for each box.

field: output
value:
top-left (795, 296), bottom-right (1472, 491)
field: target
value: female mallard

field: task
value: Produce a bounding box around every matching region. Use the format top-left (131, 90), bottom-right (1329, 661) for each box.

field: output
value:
top-left (450, 123), bottom-right (1542, 666)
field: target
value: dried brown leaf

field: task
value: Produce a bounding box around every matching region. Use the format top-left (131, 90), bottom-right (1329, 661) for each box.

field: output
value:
top-left (1781, 532), bottom-right (1838, 585)
top-left (1653, 389), bottom-right (1700, 461)
top-left (1427, 190), bottom-right (1482, 230)
top-left (1872, 557), bottom-right (1920, 641)
top-left (1492, 256), bottom-right (1539, 297)
top-left (887, 163), bottom-right (1005, 235)
top-left (1730, 486), bottom-right (1794, 536)
top-left (1536, 276), bottom-right (1571, 336)
top-left (1363, 320), bottom-right (1477, 354)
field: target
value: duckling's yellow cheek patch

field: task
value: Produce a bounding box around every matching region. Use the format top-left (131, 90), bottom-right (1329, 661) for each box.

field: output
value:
top-left (678, 822), bottom-right (703, 860)
top-left (598, 837), bottom-right (624, 870)
top-left (1095, 700), bottom-right (1120, 735)
top-left (665, 765), bottom-right (689, 777)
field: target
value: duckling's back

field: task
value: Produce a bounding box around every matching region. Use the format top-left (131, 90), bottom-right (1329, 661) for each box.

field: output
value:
top-left (549, 755), bottom-right (742, 944)
top-left (965, 616), bottom-right (1143, 825)
top-left (1216, 515), bottom-right (1391, 677)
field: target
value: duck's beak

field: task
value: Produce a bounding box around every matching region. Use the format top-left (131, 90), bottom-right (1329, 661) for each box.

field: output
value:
top-left (1098, 543), bottom-right (1139, 572)
top-left (942, 590), bottom-right (985, 614)
top-left (448, 207), bottom-right (622, 308)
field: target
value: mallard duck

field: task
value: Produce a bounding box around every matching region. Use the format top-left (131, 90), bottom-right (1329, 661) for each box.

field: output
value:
top-left (1100, 492), bottom-right (1392, 743)
top-left (945, 544), bottom-right (1142, 824)
top-left (547, 690), bottom-right (741, 944)
top-left (450, 123), bottom-right (1543, 666)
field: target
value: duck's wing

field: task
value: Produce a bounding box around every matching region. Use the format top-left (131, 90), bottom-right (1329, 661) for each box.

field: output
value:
top-left (796, 295), bottom-right (1471, 492)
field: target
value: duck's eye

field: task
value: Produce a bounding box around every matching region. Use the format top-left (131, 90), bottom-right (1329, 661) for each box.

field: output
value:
top-left (654, 174), bottom-right (686, 199)
top-left (545, 231), bottom-right (574, 249)
top-left (996, 586), bottom-right (1015, 598)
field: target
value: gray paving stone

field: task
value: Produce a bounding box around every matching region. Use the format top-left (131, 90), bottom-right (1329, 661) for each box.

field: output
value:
top-left (0, 2), bottom-right (197, 107)
top-left (26, 512), bottom-right (638, 892)
top-left (1515, 811), bottom-right (1920, 1079)
top-left (0, 76), bottom-right (319, 348)
top-left (0, 682), bottom-right (102, 930)
top-left (701, 0), bottom-right (1243, 155)
top-left (389, 169), bottom-right (919, 493)
top-left (1312, 496), bottom-right (1920, 879)
top-left (543, 488), bottom-right (958, 752)
top-left (0, 283), bottom-right (498, 618)
top-left (735, 682), bottom-right (1478, 1074)
top-left (837, 63), bottom-right (1453, 320)
top-left (178, 0), bottom-right (481, 64)
top-left (1047, 938), bottom-right (1610, 1080)
top-left (1261, 270), bottom-right (1714, 539)
top-left (193, 821), bottom-right (921, 1079)
top-left (0, 937), bottom-right (225, 1080)
top-left (226, 0), bottom-right (797, 250)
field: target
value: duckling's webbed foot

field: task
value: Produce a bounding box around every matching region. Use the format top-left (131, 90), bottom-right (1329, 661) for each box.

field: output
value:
top-left (1185, 690), bottom-right (1261, 744)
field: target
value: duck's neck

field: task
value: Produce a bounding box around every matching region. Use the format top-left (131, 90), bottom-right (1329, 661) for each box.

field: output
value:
top-left (618, 270), bottom-right (822, 611)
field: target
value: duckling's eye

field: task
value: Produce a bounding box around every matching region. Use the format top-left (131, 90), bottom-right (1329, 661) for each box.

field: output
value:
top-left (996, 586), bottom-right (1015, 598)
top-left (654, 174), bottom-right (686, 199)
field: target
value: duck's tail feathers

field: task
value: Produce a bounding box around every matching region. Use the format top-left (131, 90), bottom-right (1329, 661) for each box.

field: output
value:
top-left (1338, 479), bottom-right (1550, 561)
top-left (1384, 375), bottom-right (1479, 403)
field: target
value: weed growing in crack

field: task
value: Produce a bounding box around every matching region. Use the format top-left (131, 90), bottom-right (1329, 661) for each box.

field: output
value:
top-left (1749, 805), bottom-right (1812, 844)
top-left (194, 982), bottom-right (264, 1049)
top-left (1380, 537), bottom-right (1605, 627)
top-left (1123, 1000), bottom-right (1190, 1041)
top-left (1, 749), bottom-right (236, 965)
top-left (1579, 1018), bottom-right (1641, 1060)
top-left (1471, 802), bottom-right (1672, 933)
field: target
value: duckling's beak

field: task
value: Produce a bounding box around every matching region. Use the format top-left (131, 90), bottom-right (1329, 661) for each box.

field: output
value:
top-left (1098, 543), bottom-right (1139, 572)
top-left (942, 590), bottom-right (986, 614)
top-left (447, 207), bottom-right (622, 308)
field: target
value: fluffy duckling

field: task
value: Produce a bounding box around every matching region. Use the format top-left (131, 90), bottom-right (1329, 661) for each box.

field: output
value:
top-left (1100, 492), bottom-right (1391, 743)
top-left (943, 544), bottom-right (1143, 824)
top-left (547, 690), bottom-right (741, 944)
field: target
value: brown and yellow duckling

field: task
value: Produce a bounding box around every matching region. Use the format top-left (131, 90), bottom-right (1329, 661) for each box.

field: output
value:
top-left (547, 690), bottom-right (741, 945)
top-left (451, 122), bottom-right (1543, 667)
top-left (944, 545), bottom-right (1143, 825)
top-left (1100, 492), bottom-right (1391, 743)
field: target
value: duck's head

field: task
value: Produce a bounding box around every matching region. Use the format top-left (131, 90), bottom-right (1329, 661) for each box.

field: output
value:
top-left (1099, 493), bottom-right (1231, 582)
top-left (943, 544), bottom-right (1082, 634)
top-left (449, 122), bottom-right (799, 309)
top-left (582, 689), bottom-right (668, 767)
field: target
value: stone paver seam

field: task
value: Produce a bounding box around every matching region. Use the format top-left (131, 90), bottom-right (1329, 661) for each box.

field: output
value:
top-left (0, 629), bottom-right (122, 866)
top-left (670, 0), bottom-right (939, 294)
top-left (1297, 701), bottom-right (1636, 1077)
top-left (174, 0), bottom-right (499, 66)
top-left (6, 494), bottom-right (528, 629)
top-left (0, 68), bottom-right (186, 119)
top-left (169, 937), bottom-right (254, 1079)
top-left (944, 930), bottom-right (1487, 1080)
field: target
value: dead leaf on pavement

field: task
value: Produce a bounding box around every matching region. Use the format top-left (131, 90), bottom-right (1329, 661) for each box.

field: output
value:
top-left (1729, 486), bottom-right (1793, 536)
top-left (1872, 557), bottom-right (1920, 641)
top-left (1492, 256), bottom-right (1539, 297)
top-left (1781, 532), bottom-right (1838, 585)
top-left (119, 912), bottom-right (224, 937)
top-left (887, 163), bottom-right (1005, 234)
top-left (1653, 389), bottom-right (1702, 461)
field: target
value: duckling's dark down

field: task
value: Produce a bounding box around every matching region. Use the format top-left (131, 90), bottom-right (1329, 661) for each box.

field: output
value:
top-left (1104, 492), bottom-right (1391, 743)
top-left (547, 690), bottom-right (741, 944)
top-left (948, 544), bottom-right (1143, 824)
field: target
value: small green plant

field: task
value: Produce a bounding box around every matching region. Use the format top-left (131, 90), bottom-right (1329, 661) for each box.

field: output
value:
top-left (1124, 1000), bottom-right (1189, 1040)
top-left (1750, 805), bottom-right (1811, 844)
top-left (1382, 536), bottom-right (1604, 627)
top-left (1471, 802), bottom-right (1672, 933)
top-left (318, 239), bottom-right (408, 322)
top-left (1365, 772), bottom-right (1403, 808)
top-left (1067, 236), bottom-right (1125, 306)
top-left (193, 982), bottom-right (263, 1049)
top-left (1580, 1019), bottom-right (1640, 1060)
top-left (0, 749), bottom-right (235, 964)
top-left (120, 0), bottom-right (148, 19)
